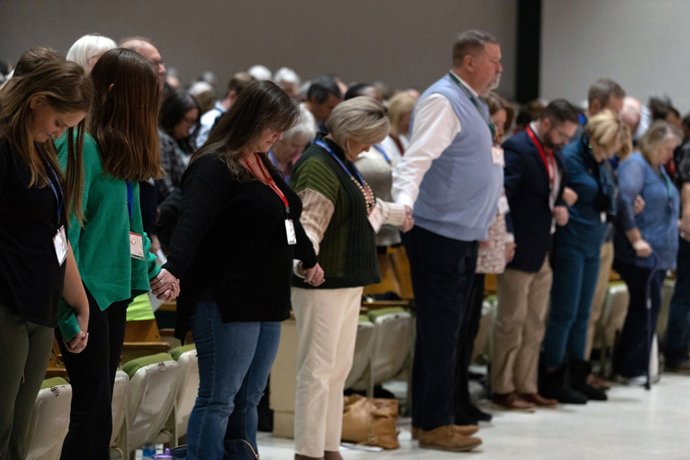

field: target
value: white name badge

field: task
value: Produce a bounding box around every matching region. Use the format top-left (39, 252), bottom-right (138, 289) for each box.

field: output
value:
top-left (600, 212), bottom-right (607, 223)
top-left (491, 146), bottom-right (505, 166)
top-left (498, 196), bottom-right (509, 215)
top-left (285, 219), bottom-right (297, 245)
top-left (130, 232), bottom-right (145, 260)
top-left (54, 225), bottom-right (68, 266)
top-left (368, 204), bottom-right (383, 233)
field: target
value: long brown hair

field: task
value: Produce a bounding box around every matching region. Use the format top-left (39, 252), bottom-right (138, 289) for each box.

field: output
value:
top-left (195, 80), bottom-right (299, 181)
top-left (0, 59), bottom-right (93, 224)
top-left (88, 48), bottom-right (162, 181)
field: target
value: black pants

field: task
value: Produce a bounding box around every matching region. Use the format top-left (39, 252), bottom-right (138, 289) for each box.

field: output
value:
top-left (55, 287), bottom-right (128, 460)
top-left (404, 226), bottom-right (477, 430)
top-left (613, 261), bottom-right (665, 378)
top-left (454, 273), bottom-right (485, 415)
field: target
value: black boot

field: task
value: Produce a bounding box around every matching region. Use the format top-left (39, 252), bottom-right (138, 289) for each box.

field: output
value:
top-left (539, 361), bottom-right (588, 404)
top-left (570, 360), bottom-right (607, 401)
top-left (464, 403), bottom-right (492, 422)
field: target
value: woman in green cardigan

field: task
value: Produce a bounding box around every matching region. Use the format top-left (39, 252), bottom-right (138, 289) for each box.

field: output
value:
top-left (291, 97), bottom-right (413, 460)
top-left (55, 48), bottom-right (179, 459)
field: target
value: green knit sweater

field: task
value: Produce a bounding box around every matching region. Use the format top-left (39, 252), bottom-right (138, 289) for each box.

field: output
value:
top-left (56, 134), bottom-right (160, 340)
top-left (290, 136), bottom-right (380, 289)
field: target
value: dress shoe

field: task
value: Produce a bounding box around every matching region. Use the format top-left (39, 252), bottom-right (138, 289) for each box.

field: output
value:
top-left (519, 393), bottom-right (558, 408)
top-left (418, 425), bottom-right (482, 452)
top-left (492, 393), bottom-right (536, 412)
top-left (295, 455), bottom-right (324, 460)
top-left (464, 403), bottom-right (492, 422)
top-left (412, 424), bottom-right (478, 440)
top-left (587, 372), bottom-right (612, 390)
top-left (324, 451), bottom-right (343, 460)
top-left (666, 360), bottom-right (690, 375)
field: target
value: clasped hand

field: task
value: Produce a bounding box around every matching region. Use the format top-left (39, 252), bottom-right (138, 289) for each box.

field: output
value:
top-left (150, 268), bottom-right (181, 300)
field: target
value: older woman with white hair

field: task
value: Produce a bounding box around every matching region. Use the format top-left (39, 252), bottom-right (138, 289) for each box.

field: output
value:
top-left (275, 67), bottom-right (301, 100)
top-left (66, 34), bottom-right (116, 73)
top-left (614, 120), bottom-right (681, 383)
top-left (268, 104), bottom-right (315, 183)
top-left (291, 97), bottom-right (412, 460)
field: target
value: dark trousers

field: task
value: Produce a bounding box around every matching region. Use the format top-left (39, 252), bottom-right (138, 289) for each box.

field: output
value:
top-left (613, 261), bottom-right (665, 378)
top-left (454, 274), bottom-right (485, 415)
top-left (666, 237), bottom-right (690, 366)
top-left (55, 287), bottom-right (128, 460)
top-left (404, 226), bottom-right (477, 431)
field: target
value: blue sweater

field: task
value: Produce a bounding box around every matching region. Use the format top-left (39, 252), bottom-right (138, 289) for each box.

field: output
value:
top-left (410, 75), bottom-right (503, 241)
top-left (614, 153), bottom-right (680, 270)
top-left (556, 135), bottom-right (616, 247)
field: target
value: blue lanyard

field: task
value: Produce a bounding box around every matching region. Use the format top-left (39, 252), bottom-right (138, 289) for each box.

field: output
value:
top-left (43, 158), bottom-right (64, 220)
top-left (448, 72), bottom-right (496, 139)
top-left (372, 144), bottom-right (391, 164)
top-left (314, 139), bottom-right (366, 186)
top-left (126, 181), bottom-right (134, 221)
top-left (268, 150), bottom-right (278, 167)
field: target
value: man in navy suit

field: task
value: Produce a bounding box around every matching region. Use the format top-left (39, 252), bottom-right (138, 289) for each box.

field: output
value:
top-left (491, 100), bottom-right (579, 410)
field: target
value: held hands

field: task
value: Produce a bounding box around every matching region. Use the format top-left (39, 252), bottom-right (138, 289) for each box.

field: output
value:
top-left (401, 206), bottom-right (414, 233)
top-left (64, 330), bottom-right (89, 353)
top-left (632, 239), bottom-right (653, 258)
top-left (150, 269), bottom-right (181, 301)
top-left (302, 262), bottom-right (325, 287)
top-left (505, 242), bottom-right (516, 264)
top-left (562, 187), bottom-right (578, 207)
top-left (554, 206), bottom-right (569, 226)
top-left (633, 195), bottom-right (646, 215)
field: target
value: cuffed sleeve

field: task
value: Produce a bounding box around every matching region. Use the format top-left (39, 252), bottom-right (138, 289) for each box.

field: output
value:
top-left (296, 188), bottom-right (335, 256)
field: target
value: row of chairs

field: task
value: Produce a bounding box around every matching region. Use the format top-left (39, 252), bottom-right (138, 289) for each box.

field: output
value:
top-left (25, 344), bottom-right (200, 460)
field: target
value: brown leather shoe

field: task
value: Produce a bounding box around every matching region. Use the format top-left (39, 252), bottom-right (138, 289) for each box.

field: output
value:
top-left (492, 392), bottom-right (536, 412)
top-left (418, 425), bottom-right (482, 452)
top-left (295, 455), bottom-right (324, 460)
top-left (519, 393), bottom-right (558, 408)
top-left (324, 451), bottom-right (343, 460)
top-left (412, 424), bottom-right (478, 440)
top-left (587, 373), bottom-right (612, 390)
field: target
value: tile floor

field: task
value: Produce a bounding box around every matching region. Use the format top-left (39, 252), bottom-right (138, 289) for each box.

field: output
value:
top-left (254, 373), bottom-right (690, 460)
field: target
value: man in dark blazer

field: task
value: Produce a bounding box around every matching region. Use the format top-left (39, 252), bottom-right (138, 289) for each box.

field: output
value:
top-left (491, 100), bottom-right (580, 410)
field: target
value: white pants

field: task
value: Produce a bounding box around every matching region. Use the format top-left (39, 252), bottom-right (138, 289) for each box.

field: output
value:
top-left (292, 286), bottom-right (363, 457)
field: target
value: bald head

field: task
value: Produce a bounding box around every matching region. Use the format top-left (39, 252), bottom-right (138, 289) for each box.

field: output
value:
top-left (120, 38), bottom-right (166, 91)
top-left (620, 96), bottom-right (642, 134)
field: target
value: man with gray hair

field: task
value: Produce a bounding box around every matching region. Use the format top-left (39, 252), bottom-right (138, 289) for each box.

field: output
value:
top-left (119, 37), bottom-right (166, 94)
top-left (392, 29), bottom-right (504, 452)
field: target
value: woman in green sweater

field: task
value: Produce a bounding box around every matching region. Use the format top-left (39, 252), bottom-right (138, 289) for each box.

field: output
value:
top-left (55, 48), bottom-right (178, 459)
top-left (291, 97), bottom-right (413, 460)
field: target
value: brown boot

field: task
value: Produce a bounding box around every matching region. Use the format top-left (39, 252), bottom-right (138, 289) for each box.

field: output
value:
top-left (519, 393), bottom-right (558, 408)
top-left (413, 424), bottom-right (478, 440)
top-left (295, 454), bottom-right (324, 460)
top-left (492, 392), bottom-right (536, 412)
top-left (324, 451), bottom-right (343, 460)
top-left (587, 373), bottom-right (612, 390)
top-left (418, 425), bottom-right (482, 452)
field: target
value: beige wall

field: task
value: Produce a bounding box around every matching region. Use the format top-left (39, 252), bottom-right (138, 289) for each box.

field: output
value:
top-left (541, 0), bottom-right (690, 112)
top-left (0, 0), bottom-right (516, 99)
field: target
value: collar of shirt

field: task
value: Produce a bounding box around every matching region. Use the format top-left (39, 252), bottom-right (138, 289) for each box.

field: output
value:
top-left (215, 100), bottom-right (227, 114)
top-left (529, 121), bottom-right (544, 142)
top-left (449, 70), bottom-right (479, 98)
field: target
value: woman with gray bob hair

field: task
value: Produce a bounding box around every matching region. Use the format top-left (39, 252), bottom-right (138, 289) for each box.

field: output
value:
top-left (290, 96), bottom-right (412, 460)
top-left (269, 105), bottom-right (315, 183)
top-left (66, 34), bottom-right (117, 74)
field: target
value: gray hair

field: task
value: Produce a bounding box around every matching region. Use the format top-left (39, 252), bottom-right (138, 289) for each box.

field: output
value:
top-left (453, 30), bottom-right (498, 67)
top-left (274, 67), bottom-right (300, 86)
top-left (284, 105), bottom-right (316, 142)
top-left (326, 97), bottom-right (389, 147)
top-left (588, 79), bottom-right (625, 107)
top-left (639, 120), bottom-right (681, 164)
top-left (66, 34), bottom-right (117, 71)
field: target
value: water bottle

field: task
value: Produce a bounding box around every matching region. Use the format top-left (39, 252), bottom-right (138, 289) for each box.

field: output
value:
top-left (142, 443), bottom-right (157, 458)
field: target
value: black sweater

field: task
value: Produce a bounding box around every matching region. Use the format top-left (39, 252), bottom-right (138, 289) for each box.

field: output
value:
top-left (164, 152), bottom-right (316, 340)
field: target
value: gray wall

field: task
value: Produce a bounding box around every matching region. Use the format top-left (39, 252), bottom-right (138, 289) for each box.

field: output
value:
top-left (0, 0), bottom-right (517, 99)
top-left (541, 0), bottom-right (690, 112)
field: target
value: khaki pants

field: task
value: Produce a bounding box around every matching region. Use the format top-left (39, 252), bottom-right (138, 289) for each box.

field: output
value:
top-left (492, 256), bottom-right (552, 394)
top-left (292, 286), bottom-right (363, 458)
top-left (585, 241), bottom-right (615, 359)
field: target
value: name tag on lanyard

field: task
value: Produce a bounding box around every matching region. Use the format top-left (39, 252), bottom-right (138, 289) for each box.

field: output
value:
top-left (130, 232), bottom-right (145, 260)
top-left (368, 204), bottom-right (383, 233)
top-left (491, 146), bottom-right (505, 166)
top-left (54, 226), bottom-right (68, 266)
top-left (285, 219), bottom-right (297, 245)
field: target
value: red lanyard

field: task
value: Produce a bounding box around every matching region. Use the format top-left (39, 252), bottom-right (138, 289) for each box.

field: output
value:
top-left (245, 154), bottom-right (290, 216)
top-left (526, 126), bottom-right (555, 186)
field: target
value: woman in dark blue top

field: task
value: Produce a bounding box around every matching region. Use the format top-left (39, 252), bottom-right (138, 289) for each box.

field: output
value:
top-left (541, 111), bottom-right (630, 403)
top-left (613, 121), bottom-right (681, 382)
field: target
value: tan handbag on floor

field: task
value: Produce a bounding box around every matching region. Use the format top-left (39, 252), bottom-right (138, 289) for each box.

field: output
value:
top-left (341, 394), bottom-right (400, 449)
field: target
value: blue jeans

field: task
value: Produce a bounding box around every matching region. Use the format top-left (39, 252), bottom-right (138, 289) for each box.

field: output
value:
top-left (542, 241), bottom-right (601, 368)
top-left (186, 302), bottom-right (281, 460)
top-left (665, 237), bottom-right (690, 366)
